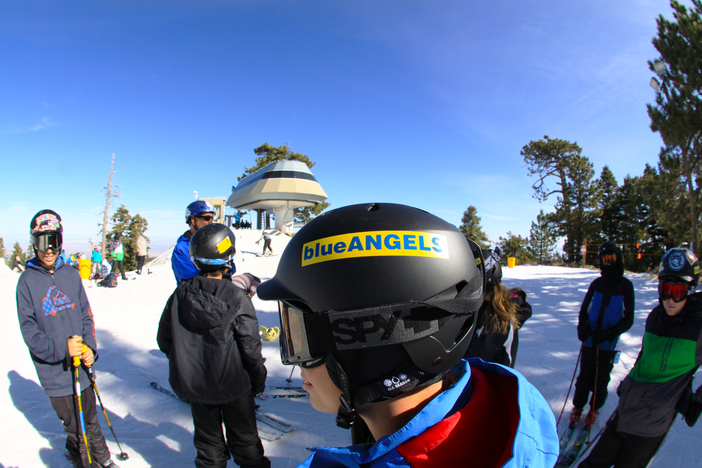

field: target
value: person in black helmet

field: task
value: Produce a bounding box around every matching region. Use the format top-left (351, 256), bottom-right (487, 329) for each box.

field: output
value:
top-left (16, 210), bottom-right (120, 468)
top-left (257, 203), bottom-right (558, 468)
top-left (579, 247), bottom-right (702, 468)
top-left (466, 247), bottom-right (532, 368)
top-left (158, 223), bottom-right (269, 468)
top-left (570, 241), bottom-right (635, 428)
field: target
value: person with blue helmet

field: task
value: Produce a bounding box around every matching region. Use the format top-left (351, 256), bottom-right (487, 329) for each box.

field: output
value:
top-left (172, 200), bottom-right (217, 284)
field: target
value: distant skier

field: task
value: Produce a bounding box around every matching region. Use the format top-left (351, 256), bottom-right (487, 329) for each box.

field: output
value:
top-left (258, 203), bottom-right (558, 467)
top-left (255, 230), bottom-right (273, 256)
top-left (579, 247), bottom-right (702, 467)
top-left (571, 241), bottom-right (634, 426)
top-left (465, 247), bottom-right (532, 368)
top-left (158, 223), bottom-right (269, 468)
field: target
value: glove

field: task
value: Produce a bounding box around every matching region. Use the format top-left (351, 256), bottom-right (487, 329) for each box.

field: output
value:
top-left (251, 379), bottom-right (266, 397)
top-left (677, 387), bottom-right (702, 427)
top-left (592, 329), bottom-right (615, 345)
top-left (685, 401), bottom-right (702, 427)
top-left (577, 323), bottom-right (591, 342)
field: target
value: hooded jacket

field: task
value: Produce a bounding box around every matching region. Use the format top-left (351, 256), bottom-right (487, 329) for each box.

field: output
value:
top-left (616, 293), bottom-right (702, 437)
top-left (16, 256), bottom-right (97, 397)
top-left (157, 275), bottom-right (267, 404)
top-left (171, 231), bottom-right (199, 284)
top-left (297, 359), bottom-right (558, 468)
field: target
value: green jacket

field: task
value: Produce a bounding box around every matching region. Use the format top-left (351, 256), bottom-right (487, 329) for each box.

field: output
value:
top-left (617, 293), bottom-right (702, 437)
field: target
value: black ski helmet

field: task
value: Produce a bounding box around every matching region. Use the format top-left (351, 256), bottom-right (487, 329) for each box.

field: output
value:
top-left (598, 241), bottom-right (623, 276)
top-left (30, 209), bottom-right (63, 253)
top-left (658, 247), bottom-right (700, 287)
top-left (188, 223), bottom-right (236, 274)
top-left (258, 203), bottom-right (484, 428)
top-left (481, 247), bottom-right (502, 290)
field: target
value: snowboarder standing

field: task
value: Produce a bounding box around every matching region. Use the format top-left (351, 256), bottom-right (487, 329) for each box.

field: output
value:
top-left (257, 203), bottom-right (558, 467)
top-left (16, 210), bottom-right (119, 468)
top-left (579, 247), bottom-right (702, 468)
top-left (157, 223), bottom-right (270, 468)
top-left (571, 241), bottom-right (634, 426)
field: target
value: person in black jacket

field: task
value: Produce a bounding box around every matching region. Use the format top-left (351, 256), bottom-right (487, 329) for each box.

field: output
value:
top-left (466, 248), bottom-right (532, 368)
top-left (157, 223), bottom-right (270, 468)
top-left (571, 241), bottom-right (634, 426)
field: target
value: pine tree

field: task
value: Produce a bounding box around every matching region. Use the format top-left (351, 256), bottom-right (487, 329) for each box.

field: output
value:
top-left (498, 232), bottom-right (531, 264)
top-left (0, 237), bottom-right (6, 265)
top-left (10, 242), bottom-right (25, 266)
top-left (458, 205), bottom-right (491, 248)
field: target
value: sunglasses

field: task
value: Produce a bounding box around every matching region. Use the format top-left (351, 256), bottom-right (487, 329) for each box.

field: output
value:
top-left (196, 215), bottom-right (214, 222)
top-left (659, 280), bottom-right (690, 303)
top-left (601, 253), bottom-right (617, 266)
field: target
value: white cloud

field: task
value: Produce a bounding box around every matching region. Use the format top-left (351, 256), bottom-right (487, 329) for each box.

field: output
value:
top-left (4, 117), bottom-right (56, 134)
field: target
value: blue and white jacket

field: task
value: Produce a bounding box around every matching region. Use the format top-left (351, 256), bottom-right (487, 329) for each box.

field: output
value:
top-left (298, 359), bottom-right (559, 468)
top-left (16, 256), bottom-right (97, 397)
top-left (172, 231), bottom-right (198, 285)
top-left (579, 275), bottom-right (635, 351)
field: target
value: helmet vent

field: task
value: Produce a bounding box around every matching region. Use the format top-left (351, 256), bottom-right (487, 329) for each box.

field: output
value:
top-left (366, 203), bottom-right (380, 212)
top-left (432, 357), bottom-right (443, 367)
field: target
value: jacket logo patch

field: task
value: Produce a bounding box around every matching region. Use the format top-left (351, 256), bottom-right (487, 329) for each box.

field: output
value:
top-left (42, 286), bottom-right (75, 316)
top-left (301, 230), bottom-right (449, 267)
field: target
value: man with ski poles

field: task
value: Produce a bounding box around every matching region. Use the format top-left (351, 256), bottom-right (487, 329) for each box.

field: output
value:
top-left (16, 210), bottom-right (120, 468)
top-left (579, 247), bottom-right (702, 468)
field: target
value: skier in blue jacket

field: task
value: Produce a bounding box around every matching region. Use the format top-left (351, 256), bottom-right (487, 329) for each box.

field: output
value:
top-left (16, 210), bottom-right (119, 468)
top-left (571, 241), bottom-right (635, 426)
top-left (172, 200), bottom-right (217, 284)
top-left (258, 203), bottom-right (559, 468)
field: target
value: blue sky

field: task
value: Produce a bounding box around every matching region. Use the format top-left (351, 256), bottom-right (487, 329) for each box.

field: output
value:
top-left (0, 0), bottom-right (680, 255)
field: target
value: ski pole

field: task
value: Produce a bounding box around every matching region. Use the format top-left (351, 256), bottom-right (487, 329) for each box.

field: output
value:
top-left (83, 347), bottom-right (129, 461)
top-left (286, 365), bottom-right (295, 383)
top-left (73, 353), bottom-right (93, 466)
top-left (588, 347), bottom-right (600, 442)
top-left (556, 343), bottom-right (583, 427)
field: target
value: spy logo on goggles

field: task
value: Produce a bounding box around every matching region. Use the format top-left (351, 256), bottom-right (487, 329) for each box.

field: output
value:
top-left (301, 230), bottom-right (449, 267)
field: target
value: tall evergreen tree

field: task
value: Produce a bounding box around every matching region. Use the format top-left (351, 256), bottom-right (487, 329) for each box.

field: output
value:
top-left (0, 237), bottom-right (5, 264)
top-left (647, 0), bottom-right (702, 255)
top-left (107, 205), bottom-right (149, 271)
top-left (498, 232), bottom-right (531, 264)
top-left (521, 136), bottom-right (584, 262)
top-left (10, 242), bottom-right (25, 265)
top-left (598, 166), bottom-right (620, 244)
top-left (458, 205), bottom-right (490, 248)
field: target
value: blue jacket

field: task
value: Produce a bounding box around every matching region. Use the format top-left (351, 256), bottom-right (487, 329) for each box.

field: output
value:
top-left (172, 231), bottom-right (198, 284)
top-left (579, 276), bottom-right (635, 351)
top-left (16, 256), bottom-right (98, 397)
top-left (298, 359), bottom-right (558, 468)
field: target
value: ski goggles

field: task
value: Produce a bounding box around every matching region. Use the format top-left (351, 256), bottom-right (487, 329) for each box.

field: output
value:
top-left (659, 280), bottom-right (690, 303)
top-left (33, 232), bottom-right (62, 253)
top-left (277, 298), bottom-right (471, 369)
top-left (601, 253), bottom-right (617, 266)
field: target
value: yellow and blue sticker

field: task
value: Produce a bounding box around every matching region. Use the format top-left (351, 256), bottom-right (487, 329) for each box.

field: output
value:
top-left (301, 230), bottom-right (449, 267)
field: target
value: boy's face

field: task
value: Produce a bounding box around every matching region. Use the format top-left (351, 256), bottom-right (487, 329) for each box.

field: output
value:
top-left (300, 364), bottom-right (342, 414)
top-left (662, 297), bottom-right (687, 316)
top-left (36, 248), bottom-right (59, 270)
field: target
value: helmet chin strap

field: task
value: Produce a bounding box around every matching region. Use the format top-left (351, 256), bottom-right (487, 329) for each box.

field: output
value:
top-left (332, 358), bottom-right (356, 429)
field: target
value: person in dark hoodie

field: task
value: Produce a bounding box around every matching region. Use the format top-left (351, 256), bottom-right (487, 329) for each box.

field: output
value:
top-left (157, 223), bottom-right (270, 468)
top-left (466, 247), bottom-right (532, 368)
top-left (16, 210), bottom-right (119, 468)
top-left (579, 247), bottom-right (702, 468)
top-left (571, 241), bottom-right (635, 427)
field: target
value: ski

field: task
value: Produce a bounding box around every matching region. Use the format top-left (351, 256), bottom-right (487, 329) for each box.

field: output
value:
top-left (151, 381), bottom-right (188, 402)
top-left (269, 385), bottom-right (305, 391)
top-left (558, 423), bottom-right (590, 467)
top-left (558, 421), bottom-right (577, 454)
top-left (150, 382), bottom-right (285, 442)
top-left (256, 412), bottom-right (296, 433)
top-left (257, 392), bottom-right (308, 400)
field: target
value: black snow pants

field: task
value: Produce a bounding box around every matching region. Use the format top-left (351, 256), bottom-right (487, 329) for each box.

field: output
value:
top-left (573, 345), bottom-right (616, 410)
top-left (578, 413), bottom-right (666, 468)
top-left (50, 387), bottom-right (112, 468)
top-left (190, 393), bottom-right (270, 468)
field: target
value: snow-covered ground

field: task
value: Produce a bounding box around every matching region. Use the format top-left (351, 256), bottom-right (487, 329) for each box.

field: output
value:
top-left (1, 230), bottom-right (699, 467)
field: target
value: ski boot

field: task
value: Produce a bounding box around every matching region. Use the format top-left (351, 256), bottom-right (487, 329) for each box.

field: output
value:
top-left (585, 409), bottom-right (599, 426)
top-left (569, 407), bottom-right (582, 428)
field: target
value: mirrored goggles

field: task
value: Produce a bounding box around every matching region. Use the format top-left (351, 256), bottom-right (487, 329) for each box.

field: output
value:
top-left (33, 232), bottom-right (62, 253)
top-left (601, 253), bottom-right (617, 266)
top-left (278, 301), bottom-right (325, 368)
top-left (659, 280), bottom-right (690, 303)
